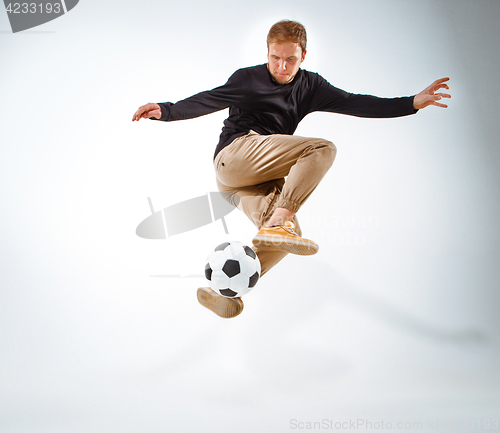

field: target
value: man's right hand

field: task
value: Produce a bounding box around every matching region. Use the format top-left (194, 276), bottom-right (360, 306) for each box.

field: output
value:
top-left (132, 103), bottom-right (161, 121)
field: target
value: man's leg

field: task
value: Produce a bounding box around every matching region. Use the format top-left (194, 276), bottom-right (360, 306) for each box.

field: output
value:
top-left (215, 176), bottom-right (303, 276)
top-left (197, 177), bottom-right (299, 318)
top-left (197, 132), bottom-right (335, 318)
top-left (216, 131), bottom-right (336, 255)
top-left (215, 132), bottom-right (336, 206)
top-left (266, 207), bottom-right (296, 227)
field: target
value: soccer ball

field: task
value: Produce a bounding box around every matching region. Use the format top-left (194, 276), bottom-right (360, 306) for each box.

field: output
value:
top-left (205, 241), bottom-right (261, 298)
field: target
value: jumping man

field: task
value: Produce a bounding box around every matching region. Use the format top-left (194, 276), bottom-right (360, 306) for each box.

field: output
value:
top-left (132, 20), bottom-right (451, 319)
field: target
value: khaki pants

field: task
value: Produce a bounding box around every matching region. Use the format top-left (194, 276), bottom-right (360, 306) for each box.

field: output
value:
top-left (214, 131), bottom-right (336, 277)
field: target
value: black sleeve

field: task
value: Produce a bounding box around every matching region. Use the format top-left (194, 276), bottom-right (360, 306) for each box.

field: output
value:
top-left (310, 74), bottom-right (418, 118)
top-left (153, 69), bottom-right (247, 122)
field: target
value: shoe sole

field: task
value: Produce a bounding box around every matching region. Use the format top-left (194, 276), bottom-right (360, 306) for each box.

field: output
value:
top-left (197, 287), bottom-right (244, 318)
top-left (252, 235), bottom-right (319, 256)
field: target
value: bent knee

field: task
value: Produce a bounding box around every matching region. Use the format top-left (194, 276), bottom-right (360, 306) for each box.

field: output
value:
top-left (313, 139), bottom-right (336, 166)
top-left (323, 140), bottom-right (337, 163)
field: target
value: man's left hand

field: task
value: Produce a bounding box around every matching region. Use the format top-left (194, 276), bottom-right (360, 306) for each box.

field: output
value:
top-left (413, 77), bottom-right (451, 110)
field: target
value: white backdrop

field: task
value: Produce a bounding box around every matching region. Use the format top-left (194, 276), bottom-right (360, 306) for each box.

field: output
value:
top-left (1, 1), bottom-right (499, 432)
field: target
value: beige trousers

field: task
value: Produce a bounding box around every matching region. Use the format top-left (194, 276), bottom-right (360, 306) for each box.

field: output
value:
top-left (214, 131), bottom-right (336, 277)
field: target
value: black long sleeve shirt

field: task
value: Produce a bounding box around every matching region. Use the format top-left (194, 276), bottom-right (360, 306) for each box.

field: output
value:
top-left (154, 64), bottom-right (418, 159)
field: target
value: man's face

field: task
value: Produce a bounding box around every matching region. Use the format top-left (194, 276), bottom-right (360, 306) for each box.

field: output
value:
top-left (267, 41), bottom-right (306, 85)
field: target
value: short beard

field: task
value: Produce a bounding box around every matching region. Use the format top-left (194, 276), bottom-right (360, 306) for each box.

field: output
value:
top-left (267, 64), bottom-right (295, 85)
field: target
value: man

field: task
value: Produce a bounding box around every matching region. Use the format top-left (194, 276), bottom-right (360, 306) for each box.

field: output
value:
top-left (132, 20), bottom-right (451, 319)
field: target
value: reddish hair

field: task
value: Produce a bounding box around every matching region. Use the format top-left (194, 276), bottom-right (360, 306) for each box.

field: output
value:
top-left (267, 20), bottom-right (307, 53)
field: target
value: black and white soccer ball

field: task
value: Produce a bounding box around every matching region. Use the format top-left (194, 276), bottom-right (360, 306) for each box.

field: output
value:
top-left (205, 241), bottom-right (261, 298)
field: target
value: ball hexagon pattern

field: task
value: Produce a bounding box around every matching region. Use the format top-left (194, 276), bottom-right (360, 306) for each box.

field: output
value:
top-left (205, 241), bottom-right (261, 298)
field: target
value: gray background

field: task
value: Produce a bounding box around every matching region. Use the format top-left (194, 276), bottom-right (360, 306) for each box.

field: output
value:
top-left (1, 0), bottom-right (499, 432)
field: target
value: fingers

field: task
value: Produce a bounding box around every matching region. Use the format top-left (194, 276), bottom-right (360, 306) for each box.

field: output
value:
top-left (425, 77), bottom-right (450, 93)
top-left (132, 106), bottom-right (146, 121)
top-left (433, 101), bottom-right (448, 108)
top-left (434, 83), bottom-right (450, 91)
top-left (430, 94), bottom-right (449, 108)
top-left (132, 103), bottom-right (159, 121)
top-left (433, 77), bottom-right (450, 86)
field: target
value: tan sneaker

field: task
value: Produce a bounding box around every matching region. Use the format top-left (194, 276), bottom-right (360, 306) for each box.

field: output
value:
top-left (197, 287), bottom-right (244, 318)
top-left (252, 221), bottom-right (319, 255)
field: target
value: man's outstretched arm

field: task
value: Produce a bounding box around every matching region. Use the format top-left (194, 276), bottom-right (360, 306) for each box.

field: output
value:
top-left (131, 89), bottom-right (237, 123)
top-left (310, 75), bottom-right (451, 118)
top-left (413, 77), bottom-right (451, 109)
top-left (131, 68), bottom-right (249, 123)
